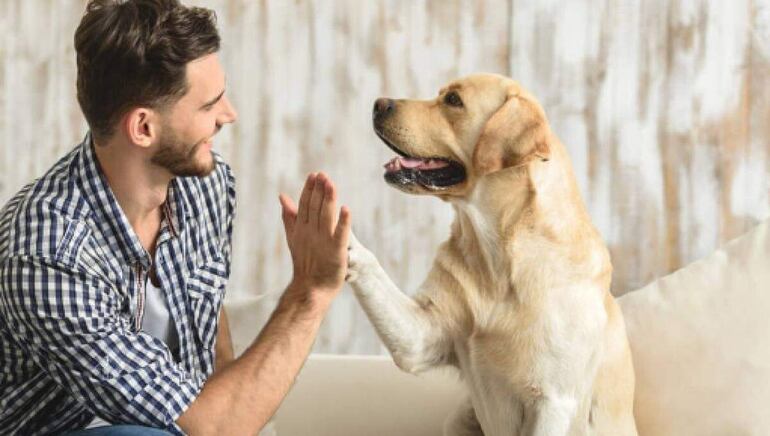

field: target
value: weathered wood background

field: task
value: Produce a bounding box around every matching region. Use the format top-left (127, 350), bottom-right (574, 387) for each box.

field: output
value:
top-left (1, 0), bottom-right (768, 355)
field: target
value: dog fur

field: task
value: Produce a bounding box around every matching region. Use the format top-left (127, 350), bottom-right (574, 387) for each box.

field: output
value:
top-left (346, 73), bottom-right (637, 436)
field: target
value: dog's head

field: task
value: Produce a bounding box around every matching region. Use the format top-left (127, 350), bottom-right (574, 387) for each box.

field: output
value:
top-left (373, 73), bottom-right (552, 198)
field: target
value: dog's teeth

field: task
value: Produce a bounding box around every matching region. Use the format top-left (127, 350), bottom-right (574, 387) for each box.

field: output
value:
top-left (384, 158), bottom-right (399, 171)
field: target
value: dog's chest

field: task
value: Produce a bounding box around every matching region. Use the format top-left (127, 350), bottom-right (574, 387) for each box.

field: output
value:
top-left (454, 304), bottom-right (552, 381)
top-left (455, 289), bottom-right (588, 374)
top-left (447, 282), bottom-right (608, 434)
top-left (453, 334), bottom-right (530, 434)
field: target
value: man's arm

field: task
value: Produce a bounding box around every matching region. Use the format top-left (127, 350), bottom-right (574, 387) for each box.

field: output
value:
top-left (214, 307), bottom-right (234, 372)
top-left (177, 172), bottom-right (350, 435)
top-left (0, 255), bottom-right (203, 428)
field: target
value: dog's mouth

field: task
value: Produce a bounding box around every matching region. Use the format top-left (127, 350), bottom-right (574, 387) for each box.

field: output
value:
top-left (376, 131), bottom-right (466, 189)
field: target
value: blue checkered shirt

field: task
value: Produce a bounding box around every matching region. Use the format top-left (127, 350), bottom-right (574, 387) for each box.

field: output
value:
top-left (0, 134), bottom-right (235, 434)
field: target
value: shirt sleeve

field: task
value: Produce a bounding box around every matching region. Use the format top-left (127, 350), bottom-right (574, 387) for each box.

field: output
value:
top-left (0, 255), bottom-right (203, 432)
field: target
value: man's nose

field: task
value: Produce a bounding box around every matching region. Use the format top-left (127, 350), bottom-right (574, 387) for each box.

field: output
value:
top-left (220, 96), bottom-right (238, 124)
top-left (373, 98), bottom-right (394, 123)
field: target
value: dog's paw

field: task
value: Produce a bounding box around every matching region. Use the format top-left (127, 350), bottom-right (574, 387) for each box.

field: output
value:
top-left (346, 231), bottom-right (377, 283)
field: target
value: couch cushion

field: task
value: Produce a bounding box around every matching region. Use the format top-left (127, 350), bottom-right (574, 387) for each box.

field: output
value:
top-left (619, 218), bottom-right (770, 435)
top-left (272, 354), bottom-right (464, 436)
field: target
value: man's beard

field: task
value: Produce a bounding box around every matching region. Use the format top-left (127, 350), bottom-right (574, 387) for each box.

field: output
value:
top-left (151, 123), bottom-right (217, 178)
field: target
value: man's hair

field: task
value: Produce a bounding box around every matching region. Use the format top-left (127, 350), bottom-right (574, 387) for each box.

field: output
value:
top-left (75, 0), bottom-right (220, 141)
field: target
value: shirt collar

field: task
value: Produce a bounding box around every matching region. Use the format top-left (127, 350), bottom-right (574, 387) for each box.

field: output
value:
top-left (157, 179), bottom-right (191, 245)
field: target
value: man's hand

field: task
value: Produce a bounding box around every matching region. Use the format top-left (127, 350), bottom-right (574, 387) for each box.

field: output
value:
top-left (278, 172), bottom-right (351, 299)
top-left (177, 172), bottom-right (351, 435)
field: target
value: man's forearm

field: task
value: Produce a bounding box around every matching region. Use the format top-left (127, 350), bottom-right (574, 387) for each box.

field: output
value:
top-left (178, 282), bottom-right (332, 434)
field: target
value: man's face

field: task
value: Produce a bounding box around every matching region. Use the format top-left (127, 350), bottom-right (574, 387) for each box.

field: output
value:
top-left (151, 53), bottom-right (237, 177)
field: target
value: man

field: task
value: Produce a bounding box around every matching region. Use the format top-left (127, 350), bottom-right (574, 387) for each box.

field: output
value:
top-left (0, 0), bottom-right (350, 434)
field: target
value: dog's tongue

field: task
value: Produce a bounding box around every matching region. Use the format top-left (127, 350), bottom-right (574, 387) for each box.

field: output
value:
top-left (400, 157), bottom-right (425, 168)
top-left (384, 157), bottom-right (449, 172)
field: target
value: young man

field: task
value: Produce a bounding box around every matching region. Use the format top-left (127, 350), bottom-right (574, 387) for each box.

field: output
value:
top-left (0, 0), bottom-right (350, 434)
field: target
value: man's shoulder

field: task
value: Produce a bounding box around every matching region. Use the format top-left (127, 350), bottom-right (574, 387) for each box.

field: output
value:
top-left (0, 147), bottom-right (92, 261)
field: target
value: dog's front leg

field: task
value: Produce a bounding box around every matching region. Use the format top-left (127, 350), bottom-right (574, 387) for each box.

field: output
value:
top-left (346, 232), bottom-right (447, 374)
top-left (521, 396), bottom-right (577, 436)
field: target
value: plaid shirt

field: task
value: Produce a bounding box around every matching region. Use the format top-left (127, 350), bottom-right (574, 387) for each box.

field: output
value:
top-left (0, 134), bottom-right (235, 434)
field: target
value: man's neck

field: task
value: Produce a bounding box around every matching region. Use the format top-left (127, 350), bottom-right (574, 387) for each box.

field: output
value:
top-left (93, 135), bottom-right (170, 254)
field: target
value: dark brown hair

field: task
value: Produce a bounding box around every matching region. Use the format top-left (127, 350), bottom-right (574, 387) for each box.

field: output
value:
top-left (75, 0), bottom-right (220, 141)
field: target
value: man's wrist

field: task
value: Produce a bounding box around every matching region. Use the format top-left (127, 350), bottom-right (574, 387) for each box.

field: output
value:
top-left (283, 279), bottom-right (338, 314)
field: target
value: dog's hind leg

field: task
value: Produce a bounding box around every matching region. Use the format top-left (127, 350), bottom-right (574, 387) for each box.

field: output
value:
top-left (444, 398), bottom-right (484, 436)
top-left (346, 232), bottom-right (450, 373)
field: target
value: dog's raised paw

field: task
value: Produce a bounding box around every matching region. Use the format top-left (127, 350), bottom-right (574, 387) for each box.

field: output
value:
top-left (346, 231), bottom-right (377, 282)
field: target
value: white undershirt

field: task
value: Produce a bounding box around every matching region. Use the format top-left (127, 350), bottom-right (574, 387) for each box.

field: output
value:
top-left (87, 275), bottom-right (178, 428)
top-left (141, 274), bottom-right (180, 352)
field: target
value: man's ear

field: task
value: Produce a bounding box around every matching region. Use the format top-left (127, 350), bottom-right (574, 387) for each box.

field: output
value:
top-left (123, 107), bottom-right (158, 149)
top-left (472, 88), bottom-right (551, 176)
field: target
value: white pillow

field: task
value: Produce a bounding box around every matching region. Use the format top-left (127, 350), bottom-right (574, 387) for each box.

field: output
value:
top-left (619, 218), bottom-right (770, 436)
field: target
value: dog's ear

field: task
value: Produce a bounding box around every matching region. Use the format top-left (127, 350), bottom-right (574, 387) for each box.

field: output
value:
top-left (472, 88), bottom-right (551, 176)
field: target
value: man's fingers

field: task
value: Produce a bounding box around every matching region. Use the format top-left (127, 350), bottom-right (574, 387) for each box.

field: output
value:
top-left (308, 172), bottom-right (327, 228)
top-left (298, 173), bottom-right (317, 223)
top-left (279, 193), bottom-right (298, 216)
top-left (319, 178), bottom-right (337, 233)
top-left (278, 193), bottom-right (297, 236)
top-left (334, 206), bottom-right (351, 249)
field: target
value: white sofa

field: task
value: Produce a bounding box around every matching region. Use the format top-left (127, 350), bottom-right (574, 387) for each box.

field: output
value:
top-left (248, 218), bottom-right (770, 435)
top-left (270, 355), bottom-right (464, 436)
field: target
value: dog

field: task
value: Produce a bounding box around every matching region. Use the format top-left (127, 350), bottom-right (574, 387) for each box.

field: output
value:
top-left (346, 73), bottom-right (637, 435)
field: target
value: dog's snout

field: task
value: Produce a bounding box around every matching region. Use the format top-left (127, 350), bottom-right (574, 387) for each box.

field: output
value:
top-left (373, 98), bottom-right (395, 122)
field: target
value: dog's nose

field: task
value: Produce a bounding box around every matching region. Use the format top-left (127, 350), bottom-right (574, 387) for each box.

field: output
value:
top-left (373, 98), bottom-right (394, 121)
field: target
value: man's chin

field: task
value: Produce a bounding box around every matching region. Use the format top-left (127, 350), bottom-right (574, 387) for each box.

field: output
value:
top-left (198, 154), bottom-right (217, 176)
top-left (186, 155), bottom-right (216, 177)
top-left (152, 137), bottom-right (217, 178)
top-left (168, 152), bottom-right (215, 178)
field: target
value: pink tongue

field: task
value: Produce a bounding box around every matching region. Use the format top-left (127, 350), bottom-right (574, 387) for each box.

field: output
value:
top-left (400, 158), bottom-right (424, 168)
top-left (383, 156), bottom-right (450, 172)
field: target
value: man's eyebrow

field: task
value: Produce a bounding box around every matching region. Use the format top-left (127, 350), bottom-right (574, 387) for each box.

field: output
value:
top-left (200, 89), bottom-right (225, 109)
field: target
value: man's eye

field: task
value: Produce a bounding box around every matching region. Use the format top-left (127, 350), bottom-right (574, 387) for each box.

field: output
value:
top-left (444, 91), bottom-right (463, 108)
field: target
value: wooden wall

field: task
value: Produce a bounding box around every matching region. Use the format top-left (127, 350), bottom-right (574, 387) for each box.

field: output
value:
top-left (1, 0), bottom-right (768, 354)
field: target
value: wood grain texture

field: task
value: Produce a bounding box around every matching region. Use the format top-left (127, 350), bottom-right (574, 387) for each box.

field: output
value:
top-left (1, 0), bottom-right (768, 355)
top-left (510, 0), bottom-right (769, 292)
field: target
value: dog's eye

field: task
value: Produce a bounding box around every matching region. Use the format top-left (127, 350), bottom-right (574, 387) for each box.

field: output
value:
top-left (444, 91), bottom-right (464, 108)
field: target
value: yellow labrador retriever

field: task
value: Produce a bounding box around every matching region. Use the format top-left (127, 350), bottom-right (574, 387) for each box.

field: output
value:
top-left (346, 73), bottom-right (637, 436)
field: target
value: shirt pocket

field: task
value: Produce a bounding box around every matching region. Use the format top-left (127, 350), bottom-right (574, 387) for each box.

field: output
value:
top-left (186, 251), bottom-right (228, 351)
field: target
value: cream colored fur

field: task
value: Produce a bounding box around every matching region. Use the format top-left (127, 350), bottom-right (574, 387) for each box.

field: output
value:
top-left (347, 74), bottom-right (637, 436)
